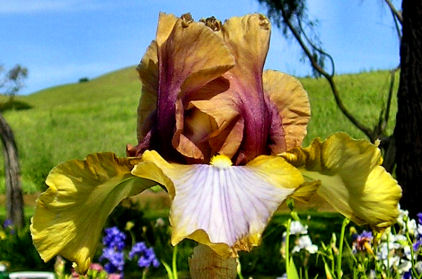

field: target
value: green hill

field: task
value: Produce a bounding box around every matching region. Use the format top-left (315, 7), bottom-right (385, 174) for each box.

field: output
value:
top-left (0, 67), bottom-right (397, 193)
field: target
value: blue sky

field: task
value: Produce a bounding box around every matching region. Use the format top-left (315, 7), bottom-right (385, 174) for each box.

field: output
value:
top-left (0, 0), bottom-right (401, 95)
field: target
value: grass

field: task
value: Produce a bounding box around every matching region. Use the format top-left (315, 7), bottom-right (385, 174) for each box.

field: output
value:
top-left (0, 67), bottom-right (398, 193)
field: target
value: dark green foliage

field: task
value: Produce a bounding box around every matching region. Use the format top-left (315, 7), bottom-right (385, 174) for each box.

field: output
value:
top-left (0, 65), bottom-right (28, 98)
top-left (0, 220), bottom-right (54, 272)
top-left (78, 77), bottom-right (89, 83)
top-left (0, 100), bottom-right (32, 112)
top-left (258, 0), bottom-right (306, 31)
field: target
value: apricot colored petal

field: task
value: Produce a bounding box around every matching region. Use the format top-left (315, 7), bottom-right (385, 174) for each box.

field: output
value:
top-left (221, 14), bottom-right (272, 163)
top-left (137, 41), bottom-right (158, 142)
top-left (132, 151), bottom-right (304, 257)
top-left (30, 153), bottom-right (155, 273)
top-left (281, 133), bottom-right (402, 230)
top-left (156, 12), bottom-right (178, 46)
top-left (190, 95), bottom-right (243, 158)
top-left (172, 98), bottom-right (207, 160)
top-left (155, 15), bottom-right (234, 153)
top-left (263, 70), bottom-right (311, 151)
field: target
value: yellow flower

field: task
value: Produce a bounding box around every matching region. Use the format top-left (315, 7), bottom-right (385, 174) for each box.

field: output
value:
top-left (30, 13), bottom-right (401, 273)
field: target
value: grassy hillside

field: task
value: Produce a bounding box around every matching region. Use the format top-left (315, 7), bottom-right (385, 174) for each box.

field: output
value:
top-left (0, 67), bottom-right (398, 193)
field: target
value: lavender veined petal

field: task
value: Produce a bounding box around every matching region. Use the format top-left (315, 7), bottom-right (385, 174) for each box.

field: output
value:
top-left (132, 151), bottom-right (305, 257)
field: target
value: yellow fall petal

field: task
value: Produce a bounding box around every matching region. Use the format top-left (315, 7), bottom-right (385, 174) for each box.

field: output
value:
top-left (281, 133), bottom-right (402, 230)
top-left (30, 153), bottom-right (156, 273)
top-left (132, 151), bottom-right (305, 257)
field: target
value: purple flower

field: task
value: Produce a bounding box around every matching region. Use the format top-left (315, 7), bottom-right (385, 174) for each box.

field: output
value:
top-left (100, 227), bottom-right (127, 275)
top-left (129, 242), bottom-right (159, 269)
top-left (417, 212), bottom-right (422, 225)
top-left (3, 219), bottom-right (13, 228)
top-left (359, 231), bottom-right (373, 239)
top-left (3, 219), bottom-right (15, 234)
top-left (100, 248), bottom-right (125, 273)
top-left (103, 227), bottom-right (126, 251)
top-left (353, 230), bottom-right (373, 253)
top-left (129, 242), bottom-right (146, 259)
top-left (414, 239), bottom-right (422, 251)
top-left (403, 271), bottom-right (412, 279)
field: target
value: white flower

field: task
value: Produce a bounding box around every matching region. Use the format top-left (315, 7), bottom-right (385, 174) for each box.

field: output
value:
top-left (397, 208), bottom-right (409, 227)
top-left (376, 243), bottom-right (400, 268)
top-left (416, 261), bottom-right (422, 273)
top-left (154, 217), bottom-right (165, 227)
top-left (398, 260), bottom-right (411, 274)
top-left (404, 245), bottom-right (412, 260)
top-left (292, 235), bottom-right (318, 254)
top-left (377, 242), bottom-right (389, 260)
top-left (389, 256), bottom-right (400, 268)
top-left (407, 219), bottom-right (417, 236)
top-left (289, 221), bottom-right (308, 235)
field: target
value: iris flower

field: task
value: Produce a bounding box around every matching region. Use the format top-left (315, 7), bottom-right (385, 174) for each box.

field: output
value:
top-left (30, 13), bottom-right (401, 274)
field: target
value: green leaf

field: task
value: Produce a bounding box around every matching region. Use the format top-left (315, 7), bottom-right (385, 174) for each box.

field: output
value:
top-left (287, 257), bottom-right (300, 279)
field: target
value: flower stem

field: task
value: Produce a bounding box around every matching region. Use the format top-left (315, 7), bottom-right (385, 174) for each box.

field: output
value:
top-left (285, 217), bottom-right (291, 276)
top-left (336, 218), bottom-right (349, 278)
top-left (172, 245), bottom-right (178, 279)
top-left (141, 269), bottom-right (147, 279)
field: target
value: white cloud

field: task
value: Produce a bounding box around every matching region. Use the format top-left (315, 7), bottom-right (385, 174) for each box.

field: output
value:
top-left (0, 0), bottom-right (108, 14)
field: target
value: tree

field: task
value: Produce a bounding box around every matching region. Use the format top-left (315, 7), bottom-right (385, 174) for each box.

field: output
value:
top-left (258, 0), bottom-right (399, 155)
top-left (0, 64), bottom-right (28, 102)
top-left (393, 0), bottom-right (422, 218)
top-left (0, 65), bottom-right (26, 228)
top-left (258, 0), bottom-right (422, 216)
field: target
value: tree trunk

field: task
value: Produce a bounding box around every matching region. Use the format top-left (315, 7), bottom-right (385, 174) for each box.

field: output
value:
top-left (0, 113), bottom-right (24, 228)
top-left (393, 0), bottom-right (422, 218)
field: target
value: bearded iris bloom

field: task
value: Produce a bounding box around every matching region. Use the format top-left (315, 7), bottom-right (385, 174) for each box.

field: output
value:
top-left (30, 13), bottom-right (401, 275)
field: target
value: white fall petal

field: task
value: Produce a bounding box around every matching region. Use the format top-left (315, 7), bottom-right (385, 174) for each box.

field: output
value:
top-left (170, 164), bottom-right (295, 247)
top-left (132, 151), bottom-right (305, 257)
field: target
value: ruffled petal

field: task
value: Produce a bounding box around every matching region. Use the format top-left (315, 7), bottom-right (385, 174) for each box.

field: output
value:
top-left (132, 151), bottom-right (304, 257)
top-left (154, 13), bottom-right (235, 157)
top-left (281, 133), bottom-right (402, 230)
top-left (263, 70), bottom-right (311, 151)
top-left (190, 94), bottom-right (243, 159)
top-left (30, 153), bottom-right (155, 273)
top-left (136, 12), bottom-right (178, 143)
top-left (136, 40), bottom-right (158, 142)
top-left (220, 14), bottom-right (272, 163)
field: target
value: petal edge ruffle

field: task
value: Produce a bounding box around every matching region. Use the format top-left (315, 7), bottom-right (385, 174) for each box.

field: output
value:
top-left (132, 151), bottom-right (304, 257)
top-left (281, 133), bottom-right (402, 230)
top-left (30, 153), bottom-right (155, 273)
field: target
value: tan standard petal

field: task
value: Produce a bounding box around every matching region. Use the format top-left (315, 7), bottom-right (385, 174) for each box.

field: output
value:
top-left (137, 41), bottom-right (158, 141)
top-left (220, 14), bottom-right (272, 162)
top-left (263, 70), bottom-right (311, 151)
top-left (155, 13), bottom-right (235, 159)
top-left (190, 94), bottom-right (244, 158)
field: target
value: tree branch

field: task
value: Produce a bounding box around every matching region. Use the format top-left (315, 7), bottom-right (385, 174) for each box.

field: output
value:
top-left (384, 0), bottom-right (403, 25)
top-left (280, 6), bottom-right (374, 140)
